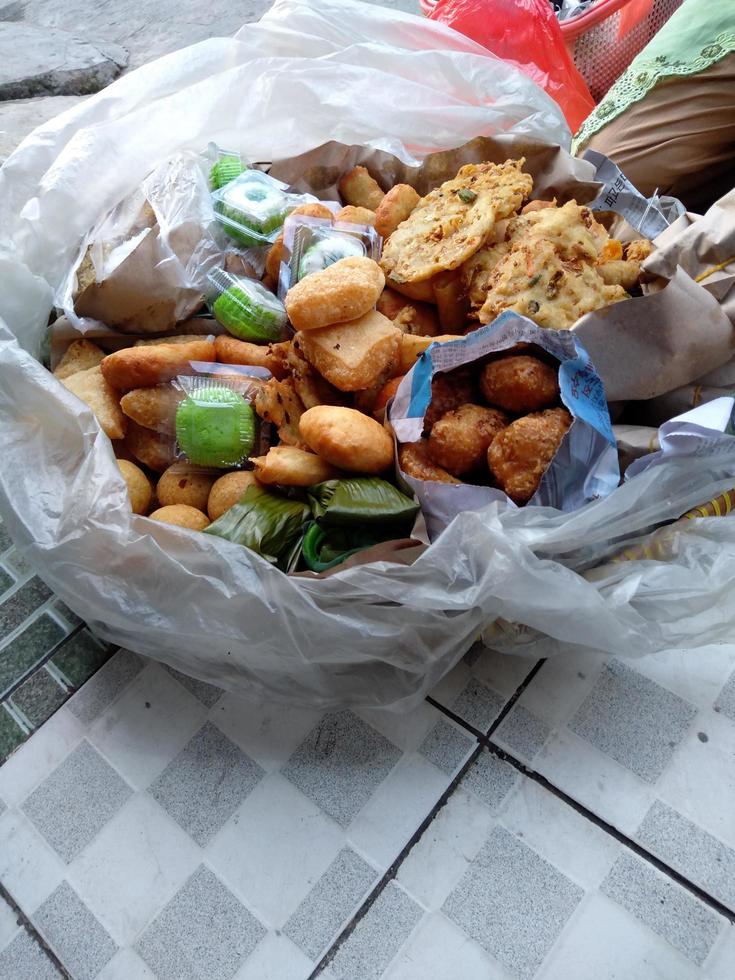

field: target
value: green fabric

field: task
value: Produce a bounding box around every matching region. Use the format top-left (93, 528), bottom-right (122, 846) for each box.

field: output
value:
top-left (574, 0), bottom-right (735, 151)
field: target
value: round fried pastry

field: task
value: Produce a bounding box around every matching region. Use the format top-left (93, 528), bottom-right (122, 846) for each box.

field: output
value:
top-left (427, 404), bottom-right (509, 476)
top-left (487, 407), bottom-right (572, 504)
top-left (480, 355), bottom-right (559, 414)
top-left (299, 406), bottom-right (393, 474)
top-left (207, 471), bottom-right (258, 521)
top-left (157, 463), bottom-right (215, 512)
top-left (117, 459), bottom-right (152, 515)
top-left (285, 257), bottom-right (385, 331)
top-left (149, 504), bottom-right (210, 531)
top-left (399, 442), bottom-right (460, 484)
top-left (423, 367), bottom-right (477, 433)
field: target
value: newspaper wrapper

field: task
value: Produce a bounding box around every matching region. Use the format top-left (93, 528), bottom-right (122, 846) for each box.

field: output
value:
top-left (270, 136), bottom-right (734, 403)
top-left (389, 313), bottom-right (619, 540)
top-left (59, 153), bottom-right (225, 335)
top-left (612, 423), bottom-right (660, 475)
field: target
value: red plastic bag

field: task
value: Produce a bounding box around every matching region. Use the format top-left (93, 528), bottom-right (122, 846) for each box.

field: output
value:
top-left (428, 0), bottom-right (596, 132)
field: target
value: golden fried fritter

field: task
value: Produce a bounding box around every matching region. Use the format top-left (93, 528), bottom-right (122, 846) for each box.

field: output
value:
top-left (399, 441), bottom-right (460, 484)
top-left (427, 404), bottom-right (509, 476)
top-left (338, 166), bottom-right (385, 210)
top-left (625, 239), bottom-right (654, 263)
top-left (54, 340), bottom-right (105, 380)
top-left (214, 335), bottom-right (289, 379)
top-left (285, 256), bottom-right (385, 331)
top-left (479, 242), bottom-right (628, 329)
top-left (254, 377), bottom-right (307, 447)
top-left (299, 406), bottom-right (394, 474)
top-left (374, 184), bottom-right (420, 239)
top-left (100, 339), bottom-right (215, 392)
top-left (479, 355), bottom-right (559, 414)
top-left (249, 446), bottom-right (339, 486)
top-left (596, 259), bottom-right (642, 290)
top-left (284, 345), bottom-right (345, 409)
top-left (461, 240), bottom-right (511, 312)
top-left (124, 420), bottom-right (177, 473)
top-left (335, 206), bottom-right (376, 226)
top-left (505, 200), bottom-right (609, 263)
top-left (380, 160), bottom-right (533, 284)
top-left (377, 288), bottom-right (441, 336)
top-left (487, 406), bottom-right (572, 504)
top-left (423, 367), bottom-right (477, 432)
top-left (61, 365), bottom-right (126, 440)
top-left (120, 385), bottom-right (185, 435)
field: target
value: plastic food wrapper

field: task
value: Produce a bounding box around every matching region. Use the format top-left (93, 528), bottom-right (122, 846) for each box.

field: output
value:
top-left (390, 313), bottom-right (619, 539)
top-left (4, 0), bottom-right (735, 709)
top-left (207, 269), bottom-right (287, 343)
top-left (206, 143), bottom-right (248, 190)
top-left (212, 170), bottom-right (317, 248)
top-left (277, 215), bottom-right (382, 298)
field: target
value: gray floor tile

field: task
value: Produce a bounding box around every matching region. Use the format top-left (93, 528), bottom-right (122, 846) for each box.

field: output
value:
top-left (67, 650), bottom-right (144, 725)
top-left (0, 929), bottom-right (63, 980)
top-left (0, 521), bottom-right (11, 555)
top-left (23, 740), bottom-right (133, 862)
top-left (417, 719), bottom-right (475, 776)
top-left (714, 669), bottom-right (735, 722)
top-left (494, 704), bottom-right (551, 761)
top-left (282, 711), bottom-right (402, 828)
top-left (0, 614), bottom-right (65, 696)
top-left (34, 881), bottom-right (117, 980)
top-left (0, 567), bottom-right (13, 596)
top-left (0, 704), bottom-right (26, 764)
top-left (569, 660), bottom-right (697, 782)
top-left (9, 668), bottom-right (67, 728)
top-left (284, 848), bottom-right (378, 961)
top-left (52, 600), bottom-right (83, 627)
top-left (328, 882), bottom-right (422, 980)
top-left (0, 577), bottom-right (52, 639)
top-left (136, 865), bottom-right (266, 980)
top-left (164, 665), bottom-right (224, 708)
top-left (451, 679), bottom-right (504, 732)
top-left (148, 722), bottom-right (264, 846)
top-left (462, 748), bottom-right (518, 811)
top-left (601, 851), bottom-right (722, 965)
top-left (443, 825), bottom-right (583, 980)
top-left (636, 800), bottom-right (735, 911)
top-left (5, 551), bottom-right (31, 580)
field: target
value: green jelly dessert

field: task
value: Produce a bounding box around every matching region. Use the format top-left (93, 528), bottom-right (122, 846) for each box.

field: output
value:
top-left (213, 171), bottom-right (290, 247)
top-left (212, 279), bottom-right (287, 343)
top-left (210, 155), bottom-right (246, 190)
top-left (297, 234), bottom-right (365, 280)
top-left (176, 385), bottom-right (256, 468)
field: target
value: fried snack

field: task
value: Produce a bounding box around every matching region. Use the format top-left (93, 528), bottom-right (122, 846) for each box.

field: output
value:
top-left (338, 166), bottom-right (385, 210)
top-left (157, 463), bottom-right (215, 511)
top-left (250, 446), bottom-right (340, 486)
top-left (295, 310), bottom-right (401, 392)
top-left (374, 184), bottom-right (420, 239)
top-left (254, 377), bottom-right (306, 447)
top-left (461, 240), bottom-right (511, 313)
top-left (399, 441), bottom-right (461, 484)
top-left (149, 504), bottom-right (209, 531)
top-left (117, 459), bottom-right (152, 515)
top-left (133, 335), bottom-right (212, 347)
top-left (119, 385), bottom-right (185, 435)
top-left (385, 276), bottom-right (436, 303)
top-left (101, 339), bottom-right (215, 392)
top-left (299, 405), bottom-right (394, 473)
top-left (625, 239), bottom-right (654, 263)
top-left (597, 239), bottom-right (624, 262)
top-left (394, 333), bottom-right (461, 376)
top-left (521, 198), bottom-right (556, 214)
top-left (335, 206), bottom-right (376, 226)
top-left (427, 404), bottom-right (509, 476)
top-left (54, 340), bottom-right (105, 380)
top-left (596, 259), bottom-right (642, 290)
top-left (265, 202), bottom-right (335, 279)
top-left (380, 160), bottom-right (533, 284)
top-left (488, 407), bottom-right (572, 503)
top-left (478, 242), bottom-right (627, 329)
top-left (372, 376), bottom-right (404, 421)
top-left (505, 201), bottom-right (609, 263)
top-left (124, 420), bottom-right (176, 473)
top-left (285, 345), bottom-right (344, 409)
top-left (376, 289), bottom-right (440, 336)
top-left (285, 256), bottom-right (385, 331)
top-left (479, 355), bottom-right (559, 413)
top-left (61, 365), bottom-right (126, 440)
top-left (432, 268), bottom-right (470, 332)
top-left (423, 366), bottom-right (477, 432)
top-left (207, 471), bottom-right (258, 521)
top-left (214, 335), bottom-right (288, 379)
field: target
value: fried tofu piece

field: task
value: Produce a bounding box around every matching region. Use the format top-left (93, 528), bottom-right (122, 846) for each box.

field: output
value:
top-left (62, 365), bottom-right (126, 440)
top-left (265, 202), bottom-right (335, 280)
top-left (374, 184), bottom-right (420, 239)
top-left (295, 310), bottom-right (401, 392)
top-left (478, 242), bottom-right (628, 329)
top-left (596, 259), bottom-right (642, 290)
top-left (214, 335), bottom-right (288, 379)
top-left (625, 239), bottom-right (654, 263)
top-left (101, 339), bottom-right (215, 392)
top-left (380, 159), bottom-right (533, 284)
top-left (335, 206), bottom-right (376, 226)
top-left (120, 385), bottom-right (185, 435)
top-left (285, 256), bottom-right (385, 332)
top-left (254, 377), bottom-right (306, 447)
top-left (54, 340), bottom-right (105, 380)
top-left (479, 355), bottom-right (559, 414)
top-left (376, 288), bottom-right (441, 336)
top-left (461, 241), bottom-right (511, 313)
top-left (488, 407), bottom-right (572, 504)
top-left (399, 441), bottom-right (460, 484)
top-left (299, 405), bottom-right (394, 474)
top-left (427, 404), bottom-right (509, 476)
top-left (250, 446), bottom-right (339, 486)
top-left (338, 166), bottom-right (385, 210)
top-left (124, 420), bottom-right (176, 472)
top-left (505, 200), bottom-right (610, 263)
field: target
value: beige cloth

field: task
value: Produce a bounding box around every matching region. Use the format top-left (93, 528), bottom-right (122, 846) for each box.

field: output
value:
top-left (585, 53), bottom-right (735, 213)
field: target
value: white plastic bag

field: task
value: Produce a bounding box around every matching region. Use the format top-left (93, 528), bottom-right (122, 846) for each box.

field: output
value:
top-left (2, 0), bottom-right (735, 710)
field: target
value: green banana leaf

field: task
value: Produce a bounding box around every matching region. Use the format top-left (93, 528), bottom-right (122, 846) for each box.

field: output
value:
top-left (307, 478), bottom-right (419, 527)
top-left (205, 485), bottom-right (311, 570)
top-left (302, 522), bottom-right (391, 572)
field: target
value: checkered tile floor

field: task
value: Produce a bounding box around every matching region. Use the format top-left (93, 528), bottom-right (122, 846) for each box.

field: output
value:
top-left (1, 637), bottom-right (734, 979)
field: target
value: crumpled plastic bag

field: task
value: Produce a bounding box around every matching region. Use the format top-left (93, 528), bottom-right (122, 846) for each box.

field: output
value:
top-left (1, 0), bottom-right (735, 710)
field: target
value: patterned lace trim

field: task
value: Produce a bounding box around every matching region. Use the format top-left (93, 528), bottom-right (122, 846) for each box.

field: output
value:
top-left (573, 31), bottom-right (735, 151)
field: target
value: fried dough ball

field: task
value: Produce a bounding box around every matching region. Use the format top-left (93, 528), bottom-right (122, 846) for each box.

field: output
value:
top-left (207, 471), bottom-right (258, 521)
top-left (479, 356), bottom-right (559, 414)
top-left (149, 504), bottom-right (209, 531)
top-left (157, 463), bottom-right (215, 512)
top-left (338, 166), bottom-right (385, 210)
top-left (399, 441), bottom-right (460, 484)
top-left (423, 367), bottom-right (477, 432)
top-left (285, 256), bottom-right (385, 331)
top-left (335, 206), bottom-right (376, 226)
top-left (625, 239), bottom-right (654, 263)
top-left (117, 459), bottom-right (152, 515)
top-left (299, 406), bottom-right (393, 474)
top-left (374, 184), bottom-right (420, 239)
top-left (427, 404), bottom-right (509, 476)
top-left (596, 259), bottom-right (642, 290)
top-left (487, 407), bottom-right (572, 504)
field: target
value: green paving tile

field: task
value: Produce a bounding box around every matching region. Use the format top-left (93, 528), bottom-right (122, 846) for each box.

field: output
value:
top-left (10, 668), bottom-right (68, 729)
top-left (51, 630), bottom-right (111, 689)
top-left (0, 521), bottom-right (11, 555)
top-left (0, 577), bottom-right (53, 639)
top-left (0, 705), bottom-right (26, 763)
top-left (0, 614), bottom-right (66, 696)
top-left (0, 567), bottom-right (13, 596)
top-left (5, 550), bottom-right (32, 579)
top-left (53, 600), bottom-right (83, 628)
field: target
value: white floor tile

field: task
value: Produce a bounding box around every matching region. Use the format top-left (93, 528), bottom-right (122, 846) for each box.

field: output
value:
top-left (0, 708), bottom-right (84, 806)
top-left (211, 694), bottom-right (322, 773)
top-left (0, 809), bottom-right (65, 912)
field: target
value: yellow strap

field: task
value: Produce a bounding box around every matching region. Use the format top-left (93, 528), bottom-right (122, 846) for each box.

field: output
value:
top-left (695, 255), bottom-right (735, 283)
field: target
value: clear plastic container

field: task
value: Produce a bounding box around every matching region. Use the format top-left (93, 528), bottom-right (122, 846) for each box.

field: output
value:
top-left (206, 143), bottom-right (248, 190)
top-left (173, 375), bottom-right (260, 469)
top-left (278, 215), bottom-right (382, 298)
top-left (207, 269), bottom-right (287, 344)
top-left (211, 170), bottom-right (316, 248)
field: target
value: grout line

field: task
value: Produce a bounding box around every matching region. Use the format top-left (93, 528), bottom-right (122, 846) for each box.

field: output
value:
top-left (0, 623), bottom-right (84, 706)
top-left (482, 740), bottom-right (735, 924)
top-left (0, 882), bottom-right (72, 979)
